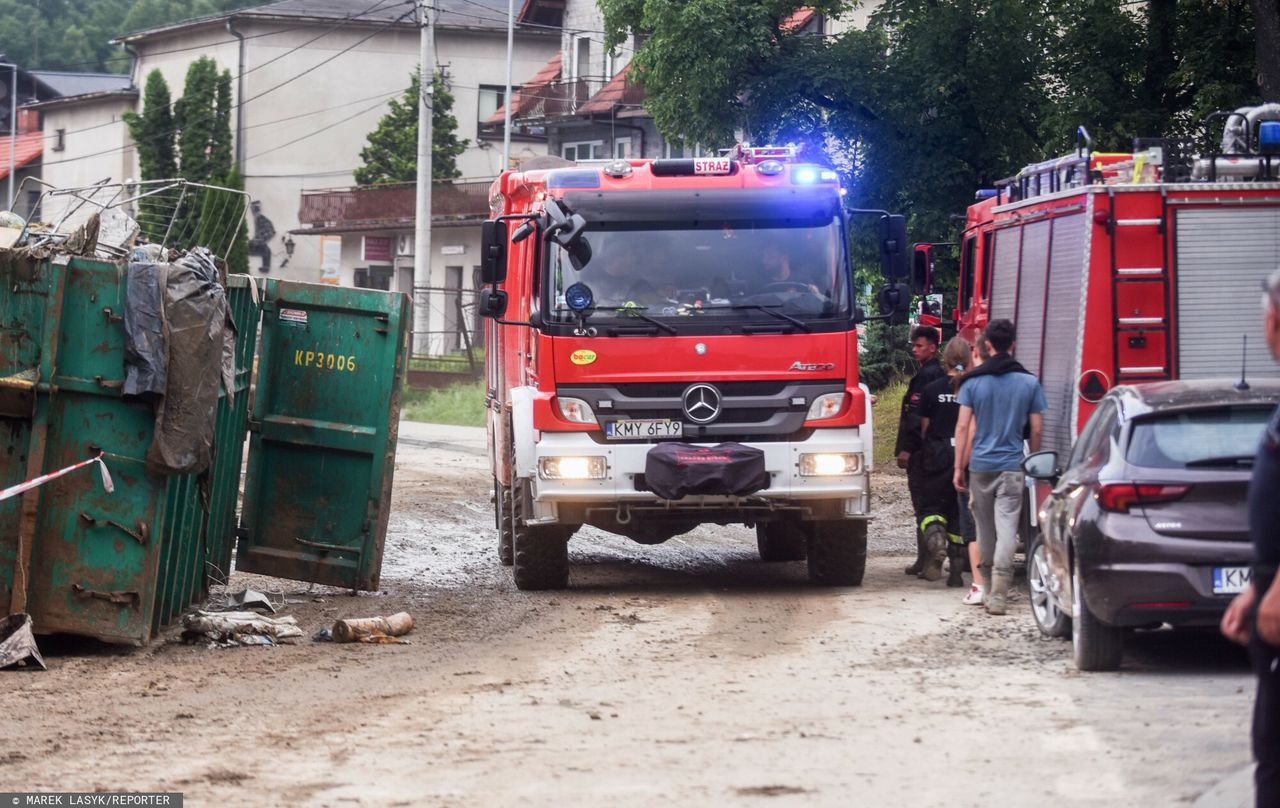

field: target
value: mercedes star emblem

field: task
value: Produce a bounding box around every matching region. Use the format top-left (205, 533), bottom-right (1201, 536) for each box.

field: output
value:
top-left (682, 383), bottom-right (722, 424)
top-left (695, 343), bottom-right (707, 355)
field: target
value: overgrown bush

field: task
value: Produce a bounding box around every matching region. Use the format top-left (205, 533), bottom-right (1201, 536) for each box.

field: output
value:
top-left (859, 321), bottom-right (914, 393)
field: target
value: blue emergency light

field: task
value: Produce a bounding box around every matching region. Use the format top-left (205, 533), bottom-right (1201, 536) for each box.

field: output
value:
top-left (791, 166), bottom-right (838, 185)
top-left (565, 282), bottom-right (594, 312)
top-left (1261, 121), bottom-right (1280, 155)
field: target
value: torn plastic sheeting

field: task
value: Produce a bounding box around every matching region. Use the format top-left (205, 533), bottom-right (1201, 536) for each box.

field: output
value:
top-left (143, 247), bottom-right (238, 475)
top-left (181, 610), bottom-right (302, 647)
top-left (0, 613), bottom-right (46, 671)
top-left (122, 261), bottom-right (167, 403)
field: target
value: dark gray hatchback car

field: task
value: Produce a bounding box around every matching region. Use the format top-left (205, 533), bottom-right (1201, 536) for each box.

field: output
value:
top-left (1022, 380), bottom-right (1280, 671)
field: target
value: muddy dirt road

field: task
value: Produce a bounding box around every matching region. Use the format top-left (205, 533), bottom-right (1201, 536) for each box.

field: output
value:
top-left (1, 423), bottom-right (1255, 807)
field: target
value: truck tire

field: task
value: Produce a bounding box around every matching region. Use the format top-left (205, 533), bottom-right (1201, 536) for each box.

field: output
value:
top-left (805, 520), bottom-right (867, 586)
top-left (756, 521), bottom-right (806, 562)
top-left (495, 477), bottom-right (514, 566)
top-left (510, 481), bottom-right (569, 590)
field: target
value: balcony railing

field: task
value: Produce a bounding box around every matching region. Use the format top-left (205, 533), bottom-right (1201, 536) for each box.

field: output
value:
top-left (512, 77), bottom-right (605, 121)
top-left (298, 179), bottom-right (493, 229)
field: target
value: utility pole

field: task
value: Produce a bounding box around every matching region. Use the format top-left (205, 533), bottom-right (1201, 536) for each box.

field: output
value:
top-left (2, 63), bottom-right (17, 212)
top-left (413, 0), bottom-right (434, 356)
top-left (501, 0), bottom-right (514, 172)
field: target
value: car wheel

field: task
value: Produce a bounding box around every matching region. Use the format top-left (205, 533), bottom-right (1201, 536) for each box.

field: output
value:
top-left (757, 520), bottom-right (807, 562)
top-left (496, 477), bottom-right (514, 566)
top-left (1028, 532), bottom-right (1069, 638)
top-left (1072, 554), bottom-right (1123, 671)
top-left (805, 520), bottom-right (867, 586)
top-left (511, 481), bottom-right (570, 590)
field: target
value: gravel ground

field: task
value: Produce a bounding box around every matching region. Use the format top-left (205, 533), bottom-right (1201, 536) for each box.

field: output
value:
top-left (0, 424), bottom-right (1254, 807)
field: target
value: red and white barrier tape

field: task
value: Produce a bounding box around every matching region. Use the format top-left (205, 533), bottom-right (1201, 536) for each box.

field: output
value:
top-left (0, 454), bottom-right (114, 503)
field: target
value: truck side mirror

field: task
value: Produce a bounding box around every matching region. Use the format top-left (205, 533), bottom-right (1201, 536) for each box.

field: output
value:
top-left (479, 287), bottom-right (509, 318)
top-left (480, 220), bottom-right (508, 284)
top-left (911, 243), bottom-right (932, 294)
top-left (876, 283), bottom-right (911, 323)
top-left (879, 214), bottom-right (908, 280)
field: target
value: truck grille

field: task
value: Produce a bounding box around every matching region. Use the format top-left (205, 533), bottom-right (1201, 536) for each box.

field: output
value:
top-left (558, 380), bottom-right (844, 441)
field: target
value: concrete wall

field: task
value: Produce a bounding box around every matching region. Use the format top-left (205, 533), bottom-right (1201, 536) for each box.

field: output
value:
top-left (126, 18), bottom-right (556, 282)
top-left (33, 98), bottom-right (135, 204)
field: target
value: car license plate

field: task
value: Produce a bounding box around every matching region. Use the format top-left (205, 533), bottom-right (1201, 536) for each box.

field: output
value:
top-left (1212, 566), bottom-right (1251, 595)
top-left (605, 419), bottom-right (682, 440)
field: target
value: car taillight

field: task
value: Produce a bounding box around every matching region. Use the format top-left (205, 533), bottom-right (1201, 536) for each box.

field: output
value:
top-left (1095, 483), bottom-right (1190, 513)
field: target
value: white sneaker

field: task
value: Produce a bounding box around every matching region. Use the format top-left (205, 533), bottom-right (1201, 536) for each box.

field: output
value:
top-left (963, 584), bottom-right (985, 606)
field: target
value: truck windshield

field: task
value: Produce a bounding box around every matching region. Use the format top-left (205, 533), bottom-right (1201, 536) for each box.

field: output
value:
top-left (545, 219), bottom-right (850, 329)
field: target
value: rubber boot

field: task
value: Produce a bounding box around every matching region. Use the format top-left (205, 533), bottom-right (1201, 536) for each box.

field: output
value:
top-left (946, 544), bottom-right (965, 588)
top-left (904, 531), bottom-right (926, 576)
top-left (985, 571), bottom-right (1012, 615)
top-left (919, 524), bottom-right (948, 582)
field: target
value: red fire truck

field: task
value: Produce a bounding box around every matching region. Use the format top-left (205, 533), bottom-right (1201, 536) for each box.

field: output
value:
top-left (917, 104), bottom-right (1280, 463)
top-left (477, 146), bottom-right (909, 590)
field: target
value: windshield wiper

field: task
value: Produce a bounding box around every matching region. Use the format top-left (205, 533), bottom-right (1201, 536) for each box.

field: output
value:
top-left (708, 303), bottom-right (812, 332)
top-left (585, 305), bottom-right (678, 335)
top-left (1184, 454), bottom-right (1254, 468)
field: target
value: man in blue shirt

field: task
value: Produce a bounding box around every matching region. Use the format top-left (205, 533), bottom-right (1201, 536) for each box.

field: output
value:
top-left (953, 319), bottom-right (1046, 615)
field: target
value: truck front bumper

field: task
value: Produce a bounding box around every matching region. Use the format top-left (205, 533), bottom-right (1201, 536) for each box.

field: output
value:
top-left (526, 429), bottom-right (871, 522)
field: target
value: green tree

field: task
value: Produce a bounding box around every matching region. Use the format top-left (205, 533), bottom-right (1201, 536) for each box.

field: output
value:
top-left (123, 69), bottom-right (178, 236)
top-left (354, 70), bottom-right (469, 186)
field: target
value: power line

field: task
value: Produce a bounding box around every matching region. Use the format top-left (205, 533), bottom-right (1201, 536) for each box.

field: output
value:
top-left (36, 0), bottom-right (410, 145)
top-left (244, 95), bottom-right (402, 162)
top-left (40, 6), bottom-right (417, 169)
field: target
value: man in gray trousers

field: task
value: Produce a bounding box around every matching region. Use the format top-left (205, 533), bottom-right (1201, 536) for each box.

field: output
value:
top-left (952, 319), bottom-right (1046, 615)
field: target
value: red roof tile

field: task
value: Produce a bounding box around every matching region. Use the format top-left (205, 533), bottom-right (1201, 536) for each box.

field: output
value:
top-left (484, 53), bottom-right (562, 125)
top-left (0, 132), bottom-right (44, 181)
top-left (577, 64), bottom-right (634, 115)
top-left (782, 7), bottom-right (816, 32)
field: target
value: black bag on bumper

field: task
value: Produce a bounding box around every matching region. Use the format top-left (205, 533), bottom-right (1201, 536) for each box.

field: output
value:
top-left (644, 442), bottom-right (769, 500)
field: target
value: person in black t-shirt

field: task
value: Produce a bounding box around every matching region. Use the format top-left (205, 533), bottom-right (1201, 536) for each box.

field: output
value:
top-left (915, 336), bottom-right (972, 585)
top-left (1222, 268), bottom-right (1280, 808)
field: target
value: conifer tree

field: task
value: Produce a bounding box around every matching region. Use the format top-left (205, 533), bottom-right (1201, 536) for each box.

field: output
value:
top-left (354, 70), bottom-right (469, 186)
top-left (123, 69), bottom-right (178, 238)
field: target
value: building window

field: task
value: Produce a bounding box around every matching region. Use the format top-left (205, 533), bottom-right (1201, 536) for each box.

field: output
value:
top-left (562, 141), bottom-right (604, 161)
top-left (52, 128), bottom-right (65, 152)
top-left (614, 137), bottom-right (631, 159)
top-left (478, 84), bottom-right (517, 138)
top-left (355, 266), bottom-right (393, 290)
top-left (574, 35), bottom-right (591, 79)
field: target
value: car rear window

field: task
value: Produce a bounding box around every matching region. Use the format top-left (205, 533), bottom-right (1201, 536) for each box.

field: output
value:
top-left (1126, 406), bottom-right (1273, 468)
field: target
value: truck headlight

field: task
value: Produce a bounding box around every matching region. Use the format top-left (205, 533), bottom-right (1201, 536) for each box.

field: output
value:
top-left (557, 396), bottom-right (597, 424)
top-left (539, 456), bottom-right (607, 480)
top-left (806, 392), bottom-right (846, 420)
top-left (799, 453), bottom-right (861, 476)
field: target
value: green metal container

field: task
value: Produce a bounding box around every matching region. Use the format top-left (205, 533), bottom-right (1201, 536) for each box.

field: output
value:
top-left (236, 279), bottom-right (410, 591)
top-left (1, 255), bottom-right (405, 645)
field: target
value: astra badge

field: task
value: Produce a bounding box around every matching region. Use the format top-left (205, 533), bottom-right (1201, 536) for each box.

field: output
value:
top-left (789, 361), bottom-right (836, 372)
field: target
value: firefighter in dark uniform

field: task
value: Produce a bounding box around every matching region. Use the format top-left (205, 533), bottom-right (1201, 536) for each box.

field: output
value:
top-left (1222, 268), bottom-right (1280, 808)
top-left (895, 325), bottom-right (946, 578)
top-left (916, 336), bottom-right (973, 587)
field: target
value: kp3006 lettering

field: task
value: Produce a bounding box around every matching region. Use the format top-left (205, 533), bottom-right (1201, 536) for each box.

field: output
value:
top-left (293, 350), bottom-right (357, 372)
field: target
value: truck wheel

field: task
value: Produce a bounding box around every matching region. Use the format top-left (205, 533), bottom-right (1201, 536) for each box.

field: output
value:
top-left (756, 521), bottom-right (806, 562)
top-left (805, 520), bottom-right (867, 586)
top-left (495, 478), bottom-right (514, 566)
top-left (511, 481), bottom-right (569, 590)
top-left (1071, 555), bottom-right (1123, 671)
